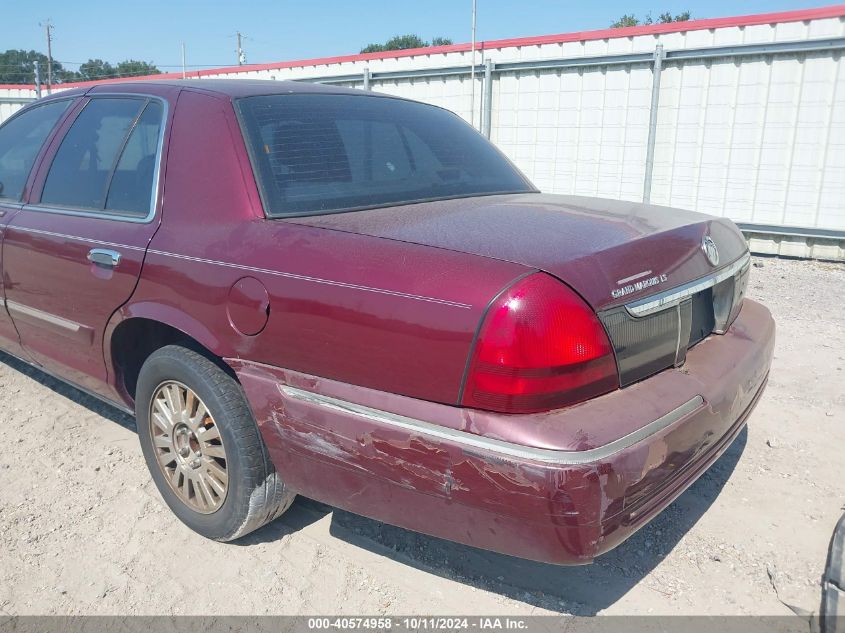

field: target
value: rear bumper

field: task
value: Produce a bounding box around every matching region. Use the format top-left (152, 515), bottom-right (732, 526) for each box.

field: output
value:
top-left (230, 299), bottom-right (775, 565)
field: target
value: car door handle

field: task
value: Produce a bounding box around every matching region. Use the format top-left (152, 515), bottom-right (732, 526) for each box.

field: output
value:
top-left (87, 248), bottom-right (122, 268)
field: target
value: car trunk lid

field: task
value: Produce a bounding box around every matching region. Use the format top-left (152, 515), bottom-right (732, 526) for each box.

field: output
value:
top-left (285, 193), bottom-right (748, 311)
top-left (287, 193), bottom-right (751, 387)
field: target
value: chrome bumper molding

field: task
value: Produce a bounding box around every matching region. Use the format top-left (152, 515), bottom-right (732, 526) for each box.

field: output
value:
top-left (626, 253), bottom-right (751, 317)
top-left (279, 384), bottom-right (704, 465)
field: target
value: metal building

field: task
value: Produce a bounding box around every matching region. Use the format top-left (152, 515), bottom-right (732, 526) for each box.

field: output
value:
top-left (2, 5), bottom-right (844, 258)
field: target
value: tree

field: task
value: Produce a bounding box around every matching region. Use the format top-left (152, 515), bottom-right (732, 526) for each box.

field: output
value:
top-left (611, 14), bottom-right (639, 28)
top-left (658, 11), bottom-right (691, 23)
top-left (78, 59), bottom-right (159, 80)
top-left (0, 50), bottom-right (161, 84)
top-left (611, 11), bottom-right (691, 27)
top-left (0, 49), bottom-right (70, 84)
top-left (78, 58), bottom-right (115, 81)
top-left (360, 34), bottom-right (453, 54)
top-left (67, 58), bottom-right (161, 81)
top-left (114, 60), bottom-right (161, 78)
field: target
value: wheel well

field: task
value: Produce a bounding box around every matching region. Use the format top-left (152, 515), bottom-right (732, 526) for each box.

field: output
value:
top-left (110, 318), bottom-right (232, 403)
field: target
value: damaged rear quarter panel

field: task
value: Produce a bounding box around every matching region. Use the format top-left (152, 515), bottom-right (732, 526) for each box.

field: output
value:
top-left (225, 301), bottom-right (773, 563)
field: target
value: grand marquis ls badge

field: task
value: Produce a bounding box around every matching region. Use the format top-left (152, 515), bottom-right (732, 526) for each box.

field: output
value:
top-left (702, 235), bottom-right (720, 266)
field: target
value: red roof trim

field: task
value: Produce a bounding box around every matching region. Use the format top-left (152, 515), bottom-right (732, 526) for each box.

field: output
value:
top-left (484, 4), bottom-right (845, 49)
top-left (3, 4), bottom-right (844, 91)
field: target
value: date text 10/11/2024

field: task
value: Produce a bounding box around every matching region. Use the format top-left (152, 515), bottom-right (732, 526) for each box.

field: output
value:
top-left (307, 617), bottom-right (530, 630)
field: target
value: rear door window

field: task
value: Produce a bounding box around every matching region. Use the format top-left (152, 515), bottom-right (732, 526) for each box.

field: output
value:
top-left (40, 97), bottom-right (164, 217)
top-left (0, 99), bottom-right (71, 202)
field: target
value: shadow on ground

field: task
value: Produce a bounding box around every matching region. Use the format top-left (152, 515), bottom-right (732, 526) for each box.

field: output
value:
top-left (0, 351), bottom-right (135, 430)
top-left (1, 350), bottom-right (747, 614)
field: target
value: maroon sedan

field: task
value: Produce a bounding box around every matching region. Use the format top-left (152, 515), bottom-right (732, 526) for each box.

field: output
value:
top-left (0, 80), bottom-right (773, 564)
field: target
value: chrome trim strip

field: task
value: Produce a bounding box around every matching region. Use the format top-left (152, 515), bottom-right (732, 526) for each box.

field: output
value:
top-left (279, 385), bottom-right (705, 465)
top-left (6, 300), bottom-right (85, 333)
top-left (674, 301), bottom-right (683, 364)
top-left (617, 269), bottom-right (653, 285)
top-left (24, 204), bottom-right (155, 224)
top-left (626, 253), bottom-right (751, 317)
top-left (5, 226), bottom-right (470, 309)
top-left (9, 226), bottom-right (147, 251)
top-left (147, 250), bottom-right (473, 309)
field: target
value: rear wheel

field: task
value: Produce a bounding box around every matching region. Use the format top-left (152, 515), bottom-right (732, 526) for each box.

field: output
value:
top-left (136, 345), bottom-right (295, 541)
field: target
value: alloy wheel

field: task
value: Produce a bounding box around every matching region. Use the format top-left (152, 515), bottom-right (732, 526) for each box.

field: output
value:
top-left (149, 381), bottom-right (229, 514)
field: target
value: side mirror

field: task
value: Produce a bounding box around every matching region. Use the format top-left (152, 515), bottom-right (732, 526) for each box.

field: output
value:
top-left (822, 513), bottom-right (845, 633)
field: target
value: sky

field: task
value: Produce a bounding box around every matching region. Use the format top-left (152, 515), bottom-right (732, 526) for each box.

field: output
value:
top-left (0, 0), bottom-right (835, 72)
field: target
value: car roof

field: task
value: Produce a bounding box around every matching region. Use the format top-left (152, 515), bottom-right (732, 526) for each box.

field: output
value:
top-left (84, 78), bottom-right (383, 99)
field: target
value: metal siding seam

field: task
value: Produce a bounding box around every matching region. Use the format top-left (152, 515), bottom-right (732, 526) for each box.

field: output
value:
top-left (749, 58), bottom-right (774, 225)
top-left (812, 52), bottom-right (841, 229)
top-left (780, 54), bottom-right (807, 226)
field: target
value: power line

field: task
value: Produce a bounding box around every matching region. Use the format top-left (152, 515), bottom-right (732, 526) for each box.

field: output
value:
top-left (53, 60), bottom-right (235, 69)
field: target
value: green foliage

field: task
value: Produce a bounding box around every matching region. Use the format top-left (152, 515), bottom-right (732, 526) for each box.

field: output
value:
top-left (78, 58), bottom-right (114, 81)
top-left (360, 34), bottom-right (453, 54)
top-left (78, 58), bottom-right (160, 80)
top-left (114, 59), bottom-right (161, 78)
top-left (0, 49), bottom-right (72, 84)
top-left (611, 14), bottom-right (640, 28)
top-left (658, 11), bottom-right (691, 23)
top-left (611, 10), bottom-right (691, 27)
top-left (0, 50), bottom-right (160, 84)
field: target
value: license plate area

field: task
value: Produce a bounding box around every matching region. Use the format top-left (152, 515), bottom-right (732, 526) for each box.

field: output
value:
top-left (599, 255), bottom-right (750, 387)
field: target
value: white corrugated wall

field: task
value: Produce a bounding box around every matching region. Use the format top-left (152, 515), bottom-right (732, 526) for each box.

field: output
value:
top-left (1, 10), bottom-right (844, 257)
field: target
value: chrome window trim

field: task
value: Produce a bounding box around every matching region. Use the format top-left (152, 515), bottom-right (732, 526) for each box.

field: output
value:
top-left (280, 384), bottom-right (705, 465)
top-left (24, 203), bottom-right (158, 224)
top-left (8, 225), bottom-right (147, 251)
top-left (25, 93), bottom-right (169, 225)
top-left (625, 252), bottom-right (751, 318)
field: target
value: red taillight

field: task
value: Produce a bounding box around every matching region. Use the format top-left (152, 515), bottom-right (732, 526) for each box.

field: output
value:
top-left (461, 273), bottom-right (619, 414)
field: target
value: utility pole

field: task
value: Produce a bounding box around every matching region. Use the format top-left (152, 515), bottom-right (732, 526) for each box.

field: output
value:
top-left (181, 42), bottom-right (187, 78)
top-left (236, 31), bottom-right (246, 65)
top-left (42, 19), bottom-right (54, 94)
top-left (469, 0), bottom-right (477, 129)
top-left (34, 61), bottom-right (42, 98)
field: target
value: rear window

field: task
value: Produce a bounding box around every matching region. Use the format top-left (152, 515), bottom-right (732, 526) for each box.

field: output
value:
top-left (236, 94), bottom-right (534, 217)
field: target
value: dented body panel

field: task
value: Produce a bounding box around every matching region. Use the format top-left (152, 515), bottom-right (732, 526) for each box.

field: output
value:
top-left (231, 299), bottom-right (774, 564)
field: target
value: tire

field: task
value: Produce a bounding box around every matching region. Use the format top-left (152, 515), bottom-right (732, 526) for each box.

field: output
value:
top-left (136, 344), bottom-right (295, 541)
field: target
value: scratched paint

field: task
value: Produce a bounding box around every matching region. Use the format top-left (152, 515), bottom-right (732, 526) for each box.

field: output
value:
top-left (228, 306), bottom-right (773, 565)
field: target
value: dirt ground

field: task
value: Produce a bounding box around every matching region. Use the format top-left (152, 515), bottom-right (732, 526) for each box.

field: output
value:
top-left (0, 256), bottom-right (842, 616)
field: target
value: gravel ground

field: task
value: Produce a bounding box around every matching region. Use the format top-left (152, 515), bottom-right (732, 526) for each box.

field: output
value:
top-left (0, 256), bottom-right (842, 616)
